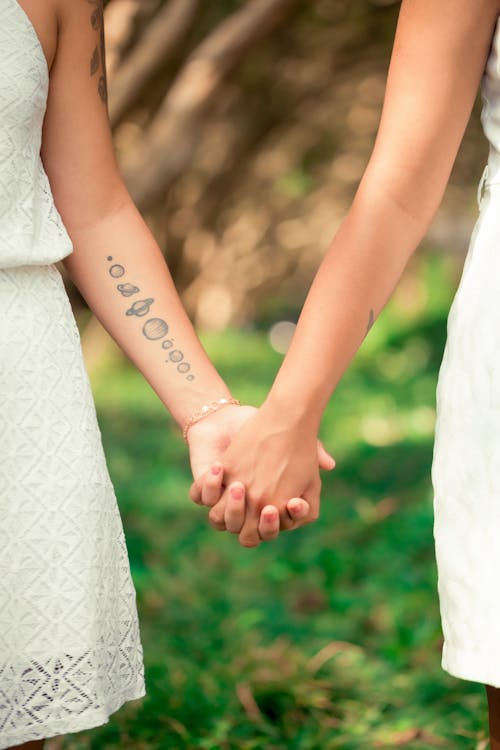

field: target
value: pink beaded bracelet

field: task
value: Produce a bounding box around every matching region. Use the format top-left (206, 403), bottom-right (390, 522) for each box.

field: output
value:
top-left (182, 397), bottom-right (241, 442)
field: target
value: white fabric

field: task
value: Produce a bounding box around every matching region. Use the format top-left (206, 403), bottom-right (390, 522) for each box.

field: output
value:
top-left (0, 2), bottom-right (145, 747)
top-left (0, 0), bottom-right (73, 269)
top-left (432, 17), bottom-right (500, 687)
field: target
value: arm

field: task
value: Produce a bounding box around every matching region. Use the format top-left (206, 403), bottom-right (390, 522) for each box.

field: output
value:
top-left (42, 0), bottom-right (229, 427)
top-left (204, 0), bottom-right (500, 546)
top-left (269, 0), bottom-right (499, 423)
top-left (41, 0), bottom-right (313, 529)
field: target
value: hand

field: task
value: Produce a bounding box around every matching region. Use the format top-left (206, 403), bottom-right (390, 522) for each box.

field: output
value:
top-left (187, 404), bottom-right (317, 535)
top-left (187, 403), bottom-right (257, 483)
top-left (190, 401), bottom-right (335, 547)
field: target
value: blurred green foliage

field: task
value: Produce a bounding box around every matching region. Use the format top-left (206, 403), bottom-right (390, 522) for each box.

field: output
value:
top-left (65, 251), bottom-right (488, 750)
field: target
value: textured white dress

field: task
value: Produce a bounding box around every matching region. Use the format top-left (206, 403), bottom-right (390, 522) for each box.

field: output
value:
top-left (0, 1), bottom-right (145, 746)
top-left (432, 17), bottom-right (500, 688)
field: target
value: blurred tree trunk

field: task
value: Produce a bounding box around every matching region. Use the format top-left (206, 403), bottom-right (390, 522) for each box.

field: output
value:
top-left (109, 0), bottom-right (200, 128)
top-left (119, 0), bottom-right (300, 210)
top-left (83, 0), bottom-right (410, 333)
top-left (83, 0), bottom-right (477, 338)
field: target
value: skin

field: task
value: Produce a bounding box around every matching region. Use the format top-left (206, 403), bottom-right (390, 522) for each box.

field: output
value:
top-left (197, 0), bottom-right (500, 543)
top-left (3, 2), bottom-right (333, 747)
top-left (13, 0), bottom-right (329, 538)
top-left (40, 0), bottom-right (230, 425)
top-left (6, 0), bottom-right (500, 746)
top-left (191, 0), bottom-right (500, 743)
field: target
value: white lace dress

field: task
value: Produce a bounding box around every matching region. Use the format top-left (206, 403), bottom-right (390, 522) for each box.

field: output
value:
top-left (0, 2), bottom-right (145, 746)
top-left (432, 17), bottom-right (500, 687)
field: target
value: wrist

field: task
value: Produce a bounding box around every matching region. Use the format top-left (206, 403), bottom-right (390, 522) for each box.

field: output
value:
top-left (166, 383), bottom-right (235, 430)
top-left (182, 396), bottom-right (241, 442)
top-left (261, 385), bottom-right (323, 435)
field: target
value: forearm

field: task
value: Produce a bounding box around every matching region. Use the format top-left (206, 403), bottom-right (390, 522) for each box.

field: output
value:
top-left (265, 178), bottom-right (432, 430)
top-left (63, 197), bottom-right (231, 428)
top-left (260, 0), bottom-right (498, 434)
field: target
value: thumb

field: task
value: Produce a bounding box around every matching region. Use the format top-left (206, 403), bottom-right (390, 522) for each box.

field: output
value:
top-left (317, 439), bottom-right (335, 471)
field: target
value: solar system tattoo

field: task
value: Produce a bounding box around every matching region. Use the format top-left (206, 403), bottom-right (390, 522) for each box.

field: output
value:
top-left (106, 256), bottom-right (195, 381)
top-left (87, 0), bottom-right (108, 105)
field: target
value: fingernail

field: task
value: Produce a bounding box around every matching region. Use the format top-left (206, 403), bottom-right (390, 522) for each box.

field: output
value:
top-left (264, 511), bottom-right (276, 522)
top-left (231, 486), bottom-right (244, 500)
top-left (211, 464), bottom-right (222, 476)
top-left (289, 500), bottom-right (302, 514)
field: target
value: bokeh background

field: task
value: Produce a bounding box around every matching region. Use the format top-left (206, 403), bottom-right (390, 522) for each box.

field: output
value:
top-left (60, 0), bottom-right (491, 747)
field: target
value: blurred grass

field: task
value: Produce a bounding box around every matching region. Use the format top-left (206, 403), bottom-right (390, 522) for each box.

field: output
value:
top-left (65, 251), bottom-right (488, 749)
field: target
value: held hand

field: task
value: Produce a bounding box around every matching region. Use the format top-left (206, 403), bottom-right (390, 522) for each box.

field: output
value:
top-left (193, 437), bottom-right (334, 543)
top-left (193, 402), bottom-right (335, 547)
top-left (187, 404), bottom-right (319, 532)
top-left (187, 403), bottom-right (257, 487)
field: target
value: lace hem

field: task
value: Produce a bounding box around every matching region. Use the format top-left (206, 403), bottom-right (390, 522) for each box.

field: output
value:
top-left (0, 683), bottom-right (146, 749)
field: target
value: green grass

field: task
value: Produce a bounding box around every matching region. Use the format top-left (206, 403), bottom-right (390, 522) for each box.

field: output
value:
top-left (65, 252), bottom-right (488, 749)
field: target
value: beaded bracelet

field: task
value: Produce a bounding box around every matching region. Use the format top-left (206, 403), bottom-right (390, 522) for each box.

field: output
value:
top-left (182, 397), bottom-right (241, 442)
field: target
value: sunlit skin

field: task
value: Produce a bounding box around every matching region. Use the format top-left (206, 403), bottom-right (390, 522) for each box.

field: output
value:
top-left (196, 0), bottom-right (500, 545)
top-left (8, 0), bottom-right (500, 746)
top-left (11, 0), bottom-right (330, 550)
top-left (194, 8), bottom-right (498, 526)
top-left (191, 0), bottom-right (500, 742)
top-left (3, 0), bottom-right (328, 745)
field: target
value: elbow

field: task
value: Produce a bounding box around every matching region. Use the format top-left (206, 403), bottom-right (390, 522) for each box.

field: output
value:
top-left (354, 160), bottom-right (448, 242)
top-left (53, 176), bottom-right (133, 235)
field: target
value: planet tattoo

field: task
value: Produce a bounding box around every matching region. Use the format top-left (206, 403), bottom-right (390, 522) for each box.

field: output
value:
top-left (109, 264), bottom-right (125, 278)
top-left (168, 350), bottom-right (183, 363)
top-left (186, 374), bottom-right (195, 381)
top-left (126, 298), bottom-right (154, 317)
top-left (161, 339), bottom-right (174, 350)
top-left (143, 318), bottom-right (169, 340)
top-left (107, 256), bottom-right (113, 261)
top-left (117, 283), bottom-right (140, 297)
top-left (177, 362), bottom-right (190, 374)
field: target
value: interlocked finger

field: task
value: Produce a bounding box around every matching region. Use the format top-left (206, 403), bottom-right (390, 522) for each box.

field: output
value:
top-left (224, 482), bottom-right (246, 533)
top-left (189, 480), bottom-right (203, 505)
top-left (280, 497), bottom-right (311, 530)
top-left (300, 476), bottom-right (321, 526)
top-left (201, 463), bottom-right (225, 506)
top-left (257, 505), bottom-right (280, 541)
top-left (208, 496), bottom-right (228, 531)
top-left (237, 499), bottom-right (262, 548)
